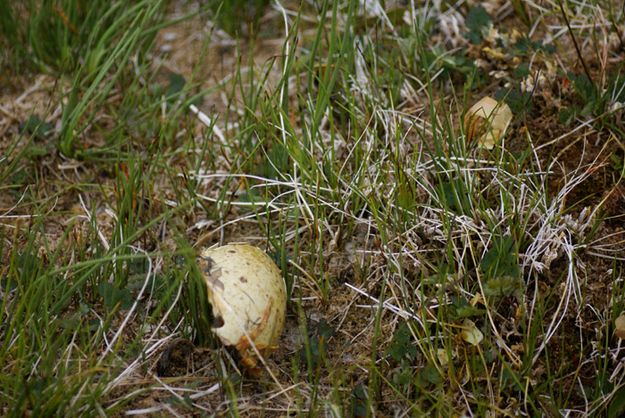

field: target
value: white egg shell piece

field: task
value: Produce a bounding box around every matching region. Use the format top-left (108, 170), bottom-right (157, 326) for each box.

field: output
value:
top-left (464, 96), bottom-right (513, 149)
top-left (199, 244), bottom-right (286, 357)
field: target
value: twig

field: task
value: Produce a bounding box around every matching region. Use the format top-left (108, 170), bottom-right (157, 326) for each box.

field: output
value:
top-left (557, 0), bottom-right (593, 85)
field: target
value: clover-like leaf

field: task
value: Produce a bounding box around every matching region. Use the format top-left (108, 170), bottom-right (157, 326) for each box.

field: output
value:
top-left (465, 6), bottom-right (492, 44)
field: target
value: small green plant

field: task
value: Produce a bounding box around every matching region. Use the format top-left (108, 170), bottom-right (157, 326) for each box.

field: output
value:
top-left (387, 323), bottom-right (418, 363)
top-left (480, 235), bottom-right (524, 300)
top-left (299, 318), bottom-right (335, 370)
top-left (465, 6), bottom-right (492, 44)
top-left (98, 282), bottom-right (133, 311)
top-left (386, 323), bottom-right (419, 393)
top-left (17, 115), bottom-right (56, 159)
top-left (559, 72), bottom-right (602, 123)
top-left (20, 115), bottom-right (53, 139)
top-left (495, 86), bottom-right (533, 115)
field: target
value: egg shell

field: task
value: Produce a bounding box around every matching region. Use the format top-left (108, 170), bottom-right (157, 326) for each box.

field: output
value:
top-left (198, 244), bottom-right (286, 365)
top-left (464, 96), bottom-right (513, 149)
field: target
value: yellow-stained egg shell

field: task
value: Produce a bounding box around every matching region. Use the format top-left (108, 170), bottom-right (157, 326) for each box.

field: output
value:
top-left (198, 244), bottom-right (286, 368)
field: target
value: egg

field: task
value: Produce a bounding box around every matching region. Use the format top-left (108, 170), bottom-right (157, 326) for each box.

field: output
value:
top-left (198, 244), bottom-right (286, 370)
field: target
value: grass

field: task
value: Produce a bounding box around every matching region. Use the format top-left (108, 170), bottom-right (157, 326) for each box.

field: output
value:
top-left (1, 0), bottom-right (625, 416)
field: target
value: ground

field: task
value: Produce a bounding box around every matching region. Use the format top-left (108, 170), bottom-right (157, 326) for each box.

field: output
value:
top-left (1, 0), bottom-right (625, 416)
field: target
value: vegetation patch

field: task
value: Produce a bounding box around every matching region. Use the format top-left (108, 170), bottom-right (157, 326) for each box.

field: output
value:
top-left (1, 0), bottom-right (624, 416)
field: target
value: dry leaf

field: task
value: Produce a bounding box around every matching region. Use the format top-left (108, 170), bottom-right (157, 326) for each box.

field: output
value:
top-left (482, 46), bottom-right (506, 60)
top-left (461, 319), bottom-right (484, 346)
top-left (464, 96), bottom-right (513, 149)
top-left (470, 292), bottom-right (484, 306)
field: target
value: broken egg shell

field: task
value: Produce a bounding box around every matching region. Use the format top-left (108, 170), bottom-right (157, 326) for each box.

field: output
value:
top-left (460, 319), bottom-right (484, 346)
top-left (198, 244), bottom-right (286, 368)
top-left (464, 96), bottom-right (513, 149)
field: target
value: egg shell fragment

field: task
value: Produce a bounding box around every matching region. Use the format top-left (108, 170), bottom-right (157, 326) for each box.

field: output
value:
top-left (460, 319), bottom-right (484, 346)
top-left (198, 244), bottom-right (286, 367)
top-left (464, 96), bottom-right (513, 149)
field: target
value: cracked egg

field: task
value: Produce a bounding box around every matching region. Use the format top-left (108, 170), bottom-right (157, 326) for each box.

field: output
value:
top-left (198, 244), bottom-right (286, 369)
